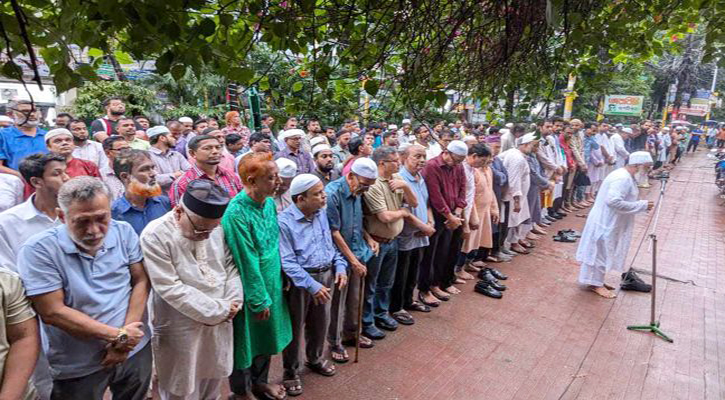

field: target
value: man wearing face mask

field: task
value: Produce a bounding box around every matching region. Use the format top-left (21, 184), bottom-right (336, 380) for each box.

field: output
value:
top-left (311, 144), bottom-right (340, 186)
top-left (0, 100), bottom-right (48, 178)
top-left (111, 150), bottom-right (171, 235)
top-left (141, 179), bottom-right (243, 400)
top-left (576, 151), bottom-right (655, 299)
top-left (17, 176), bottom-right (152, 399)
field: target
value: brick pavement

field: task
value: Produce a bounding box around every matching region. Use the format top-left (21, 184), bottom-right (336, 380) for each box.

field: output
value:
top-left (150, 150), bottom-right (725, 400)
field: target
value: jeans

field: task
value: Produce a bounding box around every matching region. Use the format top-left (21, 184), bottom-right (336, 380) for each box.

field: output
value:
top-left (51, 343), bottom-right (152, 400)
top-left (362, 240), bottom-right (399, 327)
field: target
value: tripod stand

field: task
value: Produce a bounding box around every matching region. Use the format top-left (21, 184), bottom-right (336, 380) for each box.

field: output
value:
top-left (626, 177), bottom-right (673, 343)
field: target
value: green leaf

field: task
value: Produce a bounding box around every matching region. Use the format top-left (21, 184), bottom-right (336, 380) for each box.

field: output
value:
top-left (88, 48), bottom-right (104, 58)
top-left (1, 61), bottom-right (23, 80)
top-left (113, 51), bottom-right (134, 65)
top-left (219, 14), bottom-right (234, 27)
top-left (292, 81), bottom-right (304, 92)
top-left (259, 76), bottom-right (270, 91)
top-left (171, 64), bottom-right (186, 81)
top-left (364, 79), bottom-right (379, 96)
top-left (435, 91), bottom-right (448, 107)
top-left (199, 18), bottom-right (216, 37)
top-left (229, 67), bottom-right (254, 83)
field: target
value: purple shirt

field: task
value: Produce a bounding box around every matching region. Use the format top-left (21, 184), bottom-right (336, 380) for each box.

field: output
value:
top-left (421, 155), bottom-right (467, 216)
top-left (274, 148), bottom-right (316, 175)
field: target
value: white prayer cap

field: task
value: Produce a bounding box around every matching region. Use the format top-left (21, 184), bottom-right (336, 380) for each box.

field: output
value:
top-left (178, 117), bottom-right (193, 124)
top-left (146, 125), bottom-right (170, 138)
top-left (446, 140), bottom-right (468, 157)
top-left (279, 128), bottom-right (305, 141)
top-left (0, 115), bottom-right (12, 123)
top-left (312, 144), bottom-right (332, 156)
top-left (499, 128), bottom-right (510, 135)
top-left (388, 124), bottom-right (398, 131)
top-left (45, 128), bottom-right (72, 142)
top-left (517, 132), bottom-right (538, 146)
top-left (402, 118), bottom-right (411, 125)
top-left (351, 157), bottom-right (378, 180)
top-left (505, 122), bottom-right (514, 129)
top-left (674, 126), bottom-right (685, 131)
top-left (463, 135), bottom-right (477, 143)
top-left (662, 127), bottom-right (671, 132)
top-left (628, 151), bottom-right (653, 165)
top-left (310, 136), bottom-right (327, 148)
top-left (622, 127), bottom-right (633, 134)
top-left (290, 174), bottom-right (321, 196)
top-left (275, 157), bottom-right (297, 178)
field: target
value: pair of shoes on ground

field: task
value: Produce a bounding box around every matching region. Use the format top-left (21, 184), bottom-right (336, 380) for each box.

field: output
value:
top-left (474, 268), bottom-right (508, 299)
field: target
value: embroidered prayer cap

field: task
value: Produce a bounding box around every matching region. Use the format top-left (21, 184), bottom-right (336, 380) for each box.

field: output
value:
top-left (312, 144), bottom-right (332, 157)
top-left (290, 173), bottom-right (321, 196)
top-left (310, 136), bottom-right (327, 148)
top-left (517, 132), bottom-right (538, 146)
top-left (178, 117), bottom-right (193, 124)
top-left (45, 128), bottom-right (73, 143)
top-left (182, 179), bottom-right (230, 219)
top-left (279, 128), bottom-right (305, 141)
top-left (401, 118), bottom-right (412, 125)
top-left (276, 157), bottom-right (298, 178)
top-left (351, 157), bottom-right (378, 180)
top-left (388, 124), bottom-right (398, 131)
top-left (622, 128), bottom-right (633, 134)
top-left (446, 140), bottom-right (468, 157)
top-left (146, 125), bottom-right (170, 138)
top-left (628, 151), bottom-right (653, 165)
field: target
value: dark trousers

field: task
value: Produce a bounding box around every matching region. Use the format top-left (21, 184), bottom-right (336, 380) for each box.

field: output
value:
top-left (229, 355), bottom-right (271, 395)
top-left (418, 212), bottom-right (463, 292)
top-left (390, 247), bottom-right (423, 313)
top-left (51, 343), bottom-right (152, 400)
top-left (362, 240), bottom-right (398, 327)
top-left (687, 139), bottom-right (699, 153)
top-left (283, 269), bottom-right (333, 376)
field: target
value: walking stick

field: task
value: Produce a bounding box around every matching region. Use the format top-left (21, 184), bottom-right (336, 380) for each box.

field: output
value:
top-left (354, 275), bottom-right (365, 363)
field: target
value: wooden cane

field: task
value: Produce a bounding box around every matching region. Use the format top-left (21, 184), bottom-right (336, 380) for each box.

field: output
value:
top-left (354, 274), bottom-right (365, 363)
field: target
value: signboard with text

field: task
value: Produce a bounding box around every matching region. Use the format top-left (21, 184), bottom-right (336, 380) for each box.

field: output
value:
top-left (603, 95), bottom-right (644, 116)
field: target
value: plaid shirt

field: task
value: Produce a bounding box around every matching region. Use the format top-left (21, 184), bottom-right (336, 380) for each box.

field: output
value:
top-left (169, 164), bottom-right (243, 207)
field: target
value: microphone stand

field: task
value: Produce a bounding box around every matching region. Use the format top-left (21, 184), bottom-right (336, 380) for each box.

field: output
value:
top-left (626, 176), bottom-right (673, 343)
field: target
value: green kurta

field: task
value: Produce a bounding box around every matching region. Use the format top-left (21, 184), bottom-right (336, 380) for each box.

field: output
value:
top-left (222, 191), bottom-right (292, 369)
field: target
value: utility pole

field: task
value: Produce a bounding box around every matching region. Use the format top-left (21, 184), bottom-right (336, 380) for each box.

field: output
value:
top-left (705, 64), bottom-right (718, 120)
top-left (563, 74), bottom-right (577, 120)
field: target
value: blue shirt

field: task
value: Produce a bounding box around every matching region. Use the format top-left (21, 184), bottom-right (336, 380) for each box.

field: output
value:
top-left (0, 126), bottom-right (48, 170)
top-left (16, 220), bottom-right (150, 379)
top-left (325, 177), bottom-right (373, 263)
top-left (278, 204), bottom-right (347, 293)
top-left (111, 195), bottom-right (171, 235)
top-left (397, 166), bottom-right (430, 251)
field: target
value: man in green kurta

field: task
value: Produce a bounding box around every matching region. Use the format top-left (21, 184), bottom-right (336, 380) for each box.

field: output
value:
top-left (223, 153), bottom-right (292, 400)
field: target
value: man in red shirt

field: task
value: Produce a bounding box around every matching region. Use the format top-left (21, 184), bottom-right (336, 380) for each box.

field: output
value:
top-left (45, 128), bottom-right (100, 178)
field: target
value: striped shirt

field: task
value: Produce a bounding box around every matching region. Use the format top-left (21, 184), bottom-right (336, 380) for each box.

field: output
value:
top-left (169, 164), bottom-right (242, 207)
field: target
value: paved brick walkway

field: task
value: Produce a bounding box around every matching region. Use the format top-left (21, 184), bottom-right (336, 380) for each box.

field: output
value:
top-left (268, 150), bottom-right (725, 400)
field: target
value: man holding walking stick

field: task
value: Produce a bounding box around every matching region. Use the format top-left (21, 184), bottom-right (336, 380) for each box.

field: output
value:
top-left (325, 158), bottom-right (379, 362)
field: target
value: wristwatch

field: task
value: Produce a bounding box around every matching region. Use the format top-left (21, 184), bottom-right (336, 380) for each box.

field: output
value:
top-left (113, 328), bottom-right (128, 347)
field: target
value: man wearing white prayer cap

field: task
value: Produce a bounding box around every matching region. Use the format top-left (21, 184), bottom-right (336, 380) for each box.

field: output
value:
top-left (45, 128), bottom-right (101, 178)
top-left (495, 131), bottom-right (537, 255)
top-left (275, 129), bottom-right (316, 175)
top-left (311, 144), bottom-right (340, 186)
top-left (274, 157), bottom-right (297, 212)
top-left (575, 150), bottom-right (654, 299)
top-left (278, 173), bottom-right (348, 394)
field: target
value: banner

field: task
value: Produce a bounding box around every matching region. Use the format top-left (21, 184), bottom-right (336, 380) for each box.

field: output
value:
top-left (679, 98), bottom-right (710, 116)
top-left (603, 95), bottom-right (644, 116)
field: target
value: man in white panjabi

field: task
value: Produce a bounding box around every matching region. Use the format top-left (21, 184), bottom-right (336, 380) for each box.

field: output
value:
top-left (576, 151), bottom-right (655, 299)
top-left (140, 179), bottom-right (243, 399)
top-left (497, 133), bottom-right (536, 254)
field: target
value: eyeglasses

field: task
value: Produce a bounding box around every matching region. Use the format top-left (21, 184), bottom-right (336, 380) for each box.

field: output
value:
top-left (185, 211), bottom-right (217, 235)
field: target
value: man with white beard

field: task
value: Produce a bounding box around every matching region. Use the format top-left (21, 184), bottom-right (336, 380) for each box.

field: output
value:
top-left (111, 149), bottom-right (171, 235)
top-left (576, 151), bottom-right (655, 298)
top-left (497, 133), bottom-right (536, 254)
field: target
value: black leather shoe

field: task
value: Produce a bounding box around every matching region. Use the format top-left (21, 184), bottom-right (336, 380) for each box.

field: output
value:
top-left (474, 281), bottom-right (503, 299)
top-left (620, 279), bottom-right (652, 292)
top-left (549, 213), bottom-right (563, 220)
top-left (485, 267), bottom-right (508, 280)
top-left (477, 270), bottom-right (507, 291)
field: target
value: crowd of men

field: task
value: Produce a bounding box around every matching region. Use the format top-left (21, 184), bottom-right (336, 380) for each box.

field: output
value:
top-left (0, 96), bottom-right (697, 400)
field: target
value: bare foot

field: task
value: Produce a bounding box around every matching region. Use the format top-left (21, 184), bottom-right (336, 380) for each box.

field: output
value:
top-left (252, 383), bottom-right (286, 400)
top-left (590, 286), bottom-right (616, 299)
top-left (445, 286), bottom-right (461, 295)
top-left (526, 233), bottom-right (541, 241)
top-left (453, 278), bottom-right (466, 284)
top-left (456, 270), bottom-right (475, 280)
top-left (420, 291), bottom-right (440, 306)
top-left (431, 287), bottom-right (451, 300)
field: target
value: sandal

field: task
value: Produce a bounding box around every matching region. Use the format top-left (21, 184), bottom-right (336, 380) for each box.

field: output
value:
top-left (306, 360), bottom-right (336, 377)
top-left (341, 335), bottom-right (374, 349)
top-left (252, 383), bottom-right (288, 400)
top-left (417, 292), bottom-right (440, 307)
top-left (330, 345), bottom-right (349, 364)
top-left (405, 301), bottom-right (431, 313)
top-left (282, 378), bottom-right (302, 397)
top-left (553, 234), bottom-right (576, 243)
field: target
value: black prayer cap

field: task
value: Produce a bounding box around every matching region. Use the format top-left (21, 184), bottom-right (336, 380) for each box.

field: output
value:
top-left (182, 179), bottom-right (230, 219)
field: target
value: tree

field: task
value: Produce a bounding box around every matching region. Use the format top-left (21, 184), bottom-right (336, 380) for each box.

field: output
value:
top-left (70, 80), bottom-right (159, 120)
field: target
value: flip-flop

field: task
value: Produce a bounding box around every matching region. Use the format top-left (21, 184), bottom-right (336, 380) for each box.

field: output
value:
top-left (306, 360), bottom-right (336, 377)
top-left (341, 336), bottom-right (374, 349)
top-left (282, 378), bottom-right (302, 397)
top-left (418, 292), bottom-right (440, 307)
top-left (330, 345), bottom-right (349, 364)
top-left (406, 301), bottom-right (431, 313)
